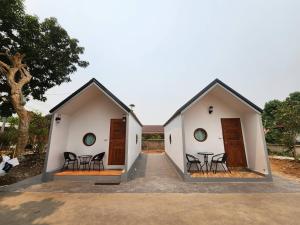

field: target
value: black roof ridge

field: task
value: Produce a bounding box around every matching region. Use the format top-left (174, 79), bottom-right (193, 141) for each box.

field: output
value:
top-left (49, 78), bottom-right (143, 126)
top-left (163, 78), bottom-right (263, 127)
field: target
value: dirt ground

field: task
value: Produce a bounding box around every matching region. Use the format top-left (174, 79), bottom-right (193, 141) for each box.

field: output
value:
top-left (0, 154), bottom-right (44, 186)
top-left (0, 192), bottom-right (300, 225)
top-left (270, 158), bottom-right (300, 180)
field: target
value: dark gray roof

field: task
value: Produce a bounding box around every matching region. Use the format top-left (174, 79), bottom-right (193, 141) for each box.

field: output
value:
top-left (49, 78), bottom-right (142, 126)
top-left (164, 79), bottom-right (263, 127)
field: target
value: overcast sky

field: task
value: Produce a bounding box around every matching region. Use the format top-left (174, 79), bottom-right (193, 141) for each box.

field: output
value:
top-left (25, 0), bottom-right (300, 124)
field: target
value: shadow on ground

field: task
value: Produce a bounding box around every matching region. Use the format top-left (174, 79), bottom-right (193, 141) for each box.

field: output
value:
top-left (0, 193), bottom-right (64, 225)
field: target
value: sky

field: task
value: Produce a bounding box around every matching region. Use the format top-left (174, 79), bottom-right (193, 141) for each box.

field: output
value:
top-left (24, 0), bottom-right (300, 124)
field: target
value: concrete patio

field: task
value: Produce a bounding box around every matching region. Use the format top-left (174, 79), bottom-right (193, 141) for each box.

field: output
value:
top-left (1, 153), bottom-right (300, 193)
top-left (1, 153), bottom-right (300, 225)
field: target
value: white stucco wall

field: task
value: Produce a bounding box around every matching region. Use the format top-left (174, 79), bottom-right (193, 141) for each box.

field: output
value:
top-left (164, 115), bottom-right (185, 172)
top-left (46, 91), bottom-right (127, 172)
top-left (126, 114), bottom-right (142, 171)
top-left (65, 95), bottom-right (125, 169)
top-left (183, 94), bottom-right (243, 163)
top-left (46, 114), bottom-right (70, 172)
top-left (242, 113), bottom-right (269, 174)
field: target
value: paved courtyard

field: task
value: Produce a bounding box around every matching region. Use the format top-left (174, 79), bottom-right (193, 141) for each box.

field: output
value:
top-left (1, 153), bottom-right (300, 225)
top-left (2, 153), bottom-right (300, 193)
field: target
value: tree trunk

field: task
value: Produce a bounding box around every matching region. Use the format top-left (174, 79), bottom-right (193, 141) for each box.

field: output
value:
top-left (0, 52), bottom-right (33, 157)
top-left (10, 88), bottom-right (31, 157)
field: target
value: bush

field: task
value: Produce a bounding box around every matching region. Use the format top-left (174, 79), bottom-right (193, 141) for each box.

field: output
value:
top-left (0, 127), bottom-right (18, 149)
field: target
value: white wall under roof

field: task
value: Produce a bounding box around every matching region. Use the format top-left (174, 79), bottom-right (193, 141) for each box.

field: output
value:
top-left (182, 85), bottom-right (269, 174)
top-left (183, 93), bottom-right (242, 160)
top-left (46, 114), bottom-right (70, 172)
top-left (46, 85), bottom-right (127, 172)
top-left (127, 113), bottom-right (142, 171)
top-left (242, 113), bottom-right (269, 174)
top-left (164, 115), bottom-right (185, 172)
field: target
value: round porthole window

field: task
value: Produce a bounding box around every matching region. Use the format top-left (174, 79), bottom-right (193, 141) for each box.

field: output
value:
top-left (83, 133), bottom-right (96, 146)
top-left (194, 128), bottom-right (207, 142)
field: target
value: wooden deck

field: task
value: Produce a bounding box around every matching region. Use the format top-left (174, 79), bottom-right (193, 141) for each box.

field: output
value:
top-left (55, 170), bottom-right (124, 176)
top-left (190, 170), bottom-right (264, 178)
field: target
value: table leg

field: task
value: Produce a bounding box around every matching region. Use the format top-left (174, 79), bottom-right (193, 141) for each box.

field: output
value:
top-left (204, 155), bottom-right (209, 173)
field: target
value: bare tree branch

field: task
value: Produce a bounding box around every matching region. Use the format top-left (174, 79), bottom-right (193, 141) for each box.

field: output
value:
top-left (0, 60), bottom-right (10, 71)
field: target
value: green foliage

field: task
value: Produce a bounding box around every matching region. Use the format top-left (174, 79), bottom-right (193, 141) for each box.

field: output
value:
top-left (142, 133), bottom-right (164, 140)
top-left (28, 112), bottom-right (51, 153)
top-left (7, 116), bottom-right (19, 127)
top-left (263, 92), bottom-right (300, 158)
top-left (0, 0), bottom-right (88, 111)
top-left (276, 92), bottom-right (300, 157)
top-left (0, 113), bottom-right (50, 153)
top-left (0, 127), bottom-right (18, 148)
top-left (262, 100), bottom-right (282, 143)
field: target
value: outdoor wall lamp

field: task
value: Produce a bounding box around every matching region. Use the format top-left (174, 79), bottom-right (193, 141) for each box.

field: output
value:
top-left (122, 115), bottom-right (126, 122)
top-left (209, 106), bottom-right (214, 114)
top-left (55, 114), bottom-right (61, 124)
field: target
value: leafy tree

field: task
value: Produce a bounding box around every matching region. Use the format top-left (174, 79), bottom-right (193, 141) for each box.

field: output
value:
top-left (28, 112), bottom-right (51, 154)
top-left (262, 100), bottom-right (282, 143)
top-left (276, 92), bottom-right (300, 158)
top-left (0, 0), bottom-right (88, 156)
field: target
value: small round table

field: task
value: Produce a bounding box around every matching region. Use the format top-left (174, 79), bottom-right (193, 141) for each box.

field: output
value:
top-left (78, 155), bottom-right (92, 170)
top-left (197, 152), bottom-right (214, 173)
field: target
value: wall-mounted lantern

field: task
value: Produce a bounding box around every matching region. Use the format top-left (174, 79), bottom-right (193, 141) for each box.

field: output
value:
top-left (208, 106), bottom-right (214, 114)
top-left (122, 115), bottom-right (126, 122)
top-left (55, 114), bottom-right (61, 124)
top-left (129, 104), bottom-right (135, 111)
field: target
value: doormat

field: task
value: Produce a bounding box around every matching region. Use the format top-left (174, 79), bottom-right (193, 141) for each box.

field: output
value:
top-left (94, 182), bottom-right (120, 185)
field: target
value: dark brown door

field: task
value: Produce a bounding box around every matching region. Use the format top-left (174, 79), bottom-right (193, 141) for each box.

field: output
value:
top-left (221, 118), bottom-right (247, 167)
top-left (108, 119), bottom-right (126, 165)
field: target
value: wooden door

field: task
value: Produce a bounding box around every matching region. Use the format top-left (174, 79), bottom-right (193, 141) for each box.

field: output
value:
top-left (221, 118), bottom-right (247, 167)
top-left (108, 119), bottom-right (126, 165)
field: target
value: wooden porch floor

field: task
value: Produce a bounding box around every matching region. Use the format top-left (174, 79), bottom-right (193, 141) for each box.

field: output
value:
top-left (190, 170), bottom-right (264, 178)
top-left (55, 170), bottom-right (124, 176)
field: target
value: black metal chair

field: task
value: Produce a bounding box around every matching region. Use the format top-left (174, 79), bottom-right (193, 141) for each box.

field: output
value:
top-left (186, 154), bottom-right (204, 173)
top-left (89, 152), bottom-right (105, 171)
top-left (210, 153), bottom-right (231, 173)
top-left (63, 152), bottom-right (78, 171)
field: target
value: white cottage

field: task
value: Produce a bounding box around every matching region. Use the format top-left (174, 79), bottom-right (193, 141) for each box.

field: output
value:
top-left (43, 78), bottom-right (142, 183)
top-left (164, 79), bottom-right (272, 182)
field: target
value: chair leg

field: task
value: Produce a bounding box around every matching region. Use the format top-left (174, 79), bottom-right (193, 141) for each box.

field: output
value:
top-left (210, 162), bottom-right (213, 172)
top-left (221, 163), bottom-right (227, 172)
top-left (196, 163), bottom-right (200, 172)
top-left (101, 161), bottom-right (104, 170)
top-left (214, 162), bottom-right (218, 174)
top-left (62, 161), bottom-right (66, 170)
top-left (200, 164), bottom-right (204, 174)
top-left (65, 161), bottom-right (69, 170)
top-left (187, 163), bottom-right (191, 172)
top-left (226, 163), bottom-right (231, 173)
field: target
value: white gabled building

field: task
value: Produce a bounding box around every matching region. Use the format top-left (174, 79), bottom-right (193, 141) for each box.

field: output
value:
top-left (164, 79), bottom-right (272, 182)
top-left (43, 78), bottom-right (142, 183)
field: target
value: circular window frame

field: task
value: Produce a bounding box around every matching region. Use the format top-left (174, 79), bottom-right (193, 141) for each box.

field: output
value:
top-left (194, 128), bottom-right (207, 142)
top-left (83, 133), bottom-right (96, 146)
